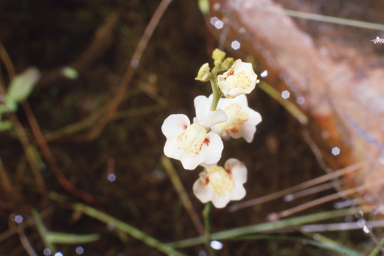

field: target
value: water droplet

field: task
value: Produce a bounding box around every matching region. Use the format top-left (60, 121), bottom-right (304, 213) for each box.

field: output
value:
top-left (331, 147), bottom-right (340, 156)
top-left (378, 156), bottom-right (384, 166)
top-left (214, 20), bottom-right (223, 29)
top-left (15, 215), bottom-right (23, 223)
top-left (231, 40), bottom-right (240, 50)
top-left (284, 194), bottom-right (294, 202)
top-left (9, 213), bottom-right (16, 221)
top-left (357, 219), bottom-right (365, 227)
top-left (239, 27), bottom-right (246, 34)
top-left (321, 130), bottom-right (330, 139)
top-left (152, 169), bottom-right (165, 180)
top-left (281, 90), bottom-right (290, 99)
top-left (76, 246), bottom-right (84, 255)
top-left (210, 17), bottom-right (219, 26)
top-left (107, 223), bottom-right (115, 230)
top-left (313, 233), bottom-right (321, 240)
top-left (131, 60), bottom-right (139, 68)
top-left (363, 225), bottom-right (370, 233)
top-left (213, 3), bottom-right (221, 10)
top-left (210, 240), bottom-right (223, 250)
top-left (107, 173), bottom-right (116, 182)
top-left (296, 96), bottom-right (305, 105)
top-left (198, 251), bottom-right (208, 256)
top-left (54, 252), bottom-right (63, 256)
top-left (43, 248), bottom-right (52, 256)
top-left (260, 70), bottom-right (268, 77)
top-left (267, 57), bottom-right (275, 68)
top-left (261, 50), bottom-right (270, 58)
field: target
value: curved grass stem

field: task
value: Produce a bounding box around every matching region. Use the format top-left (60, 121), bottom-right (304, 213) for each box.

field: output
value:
top-left (167, 206), bottom-right (374, 249)
top-left (72, 203), bottom-right (186, 256)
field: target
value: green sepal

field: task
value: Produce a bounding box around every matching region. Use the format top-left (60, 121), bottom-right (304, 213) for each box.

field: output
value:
top-left (46, 232), bottom-right (101, 244)
top-left (195, 63), bottom-right (210, 82)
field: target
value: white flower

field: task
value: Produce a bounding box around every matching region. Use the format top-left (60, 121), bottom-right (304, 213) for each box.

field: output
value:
top-left (210, 94), bottom-right (262, 143)
top-left (161, 96), bottom-right (227, 170)
top-left (193, 158), bottom-right (247, 208)
top-left (217, 59), bottom-right (258, 98)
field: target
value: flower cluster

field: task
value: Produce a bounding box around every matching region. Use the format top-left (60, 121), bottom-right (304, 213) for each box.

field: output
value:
top-left (162, 49), bottom-right (262, 208)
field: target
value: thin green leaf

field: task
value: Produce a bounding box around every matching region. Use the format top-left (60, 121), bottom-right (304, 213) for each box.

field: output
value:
top-left (230, 235), bottom-right (363, 256)
top-left (367, 235), bottom-right (384, 256)
top-left (62, 67), bottom-right (78, 79)
top-left (0, 120), bottom-right (13, 131)
top-left (72, 203), bottom-right (186, 256)
top-left (7, 67), bottom-right (40, 102)
top-left (0, 96), bottom-right (17, 113)
top-left (46, 232), bottom-right (100, 244)
top-left (167, 207), bottom-right (371, 248)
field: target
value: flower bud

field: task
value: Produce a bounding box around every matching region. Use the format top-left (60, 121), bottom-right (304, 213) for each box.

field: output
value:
top-left (222, 57), bottom-right (234, 70)
top-left (212, 48), bottom-right (226, 63)
top-left (195, 63), bottom-right (210, 82)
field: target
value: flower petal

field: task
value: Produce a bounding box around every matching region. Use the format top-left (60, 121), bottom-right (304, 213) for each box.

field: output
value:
top-left (161, 114), bottom-right (190, 138)
top-left (193, 172), bottom-right (215, 204)
top-left (194, 95), bottom-right (227, 128)
top-left (211, 95), bottom-right (262, 142)
top-left (166, 131), bottom-right (223, 170)
top-left (211, 194), bottom-right (231, 208)
top-left (225, 158), bottom-right (247, 184)
top-left (234, 110), bottom-right (261, 143)
top-left (193, 158), bottom-right (248, 208)
top-left (217, 59), bottom-right (258, 99)
top-left (198, 132), bottom-right (224, 165)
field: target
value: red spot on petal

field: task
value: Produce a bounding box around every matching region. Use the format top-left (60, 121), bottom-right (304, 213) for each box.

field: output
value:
top-left (226, 169), bottom-right (232, 174)
top-left (230, 128), bottom-right (239, 133)
top-left (183, 125), bottom-right (187, 129)
top-left (205, 177), bottom-right (210, 185)
top-left (229, 71), bottom-right (235, 76)
top-left (204, 138), bottom-right (210, 146)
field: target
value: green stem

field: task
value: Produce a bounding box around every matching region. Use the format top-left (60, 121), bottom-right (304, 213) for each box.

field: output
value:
top-left (32, 208), bottom-right (57, 253)
top-left (209, 66), bottom-right (223, 111)
top-left (46, 232), bottom-right (100, 244)
top-left (203, 202), bottom-right (215, 256)
top-left (367, 236), bottom-right (384, 256)
top-left (231, 235), bottom-right (362, 256)
top-left (167, 207), bottom-right (371, 248)
top-left (72, 203), bottom-right (186, 256)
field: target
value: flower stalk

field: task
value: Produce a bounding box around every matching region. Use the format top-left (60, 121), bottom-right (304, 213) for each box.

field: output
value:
top-left (209, 65), bottom-right (223, 111)
top-left (203, 202), bottom-right (215, 256)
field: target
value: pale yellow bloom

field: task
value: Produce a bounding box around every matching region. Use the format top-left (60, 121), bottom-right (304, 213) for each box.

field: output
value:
top-left (217, 60), bottom-right (258, 98)
top-left (193, 159), bottom-right (247, 208)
